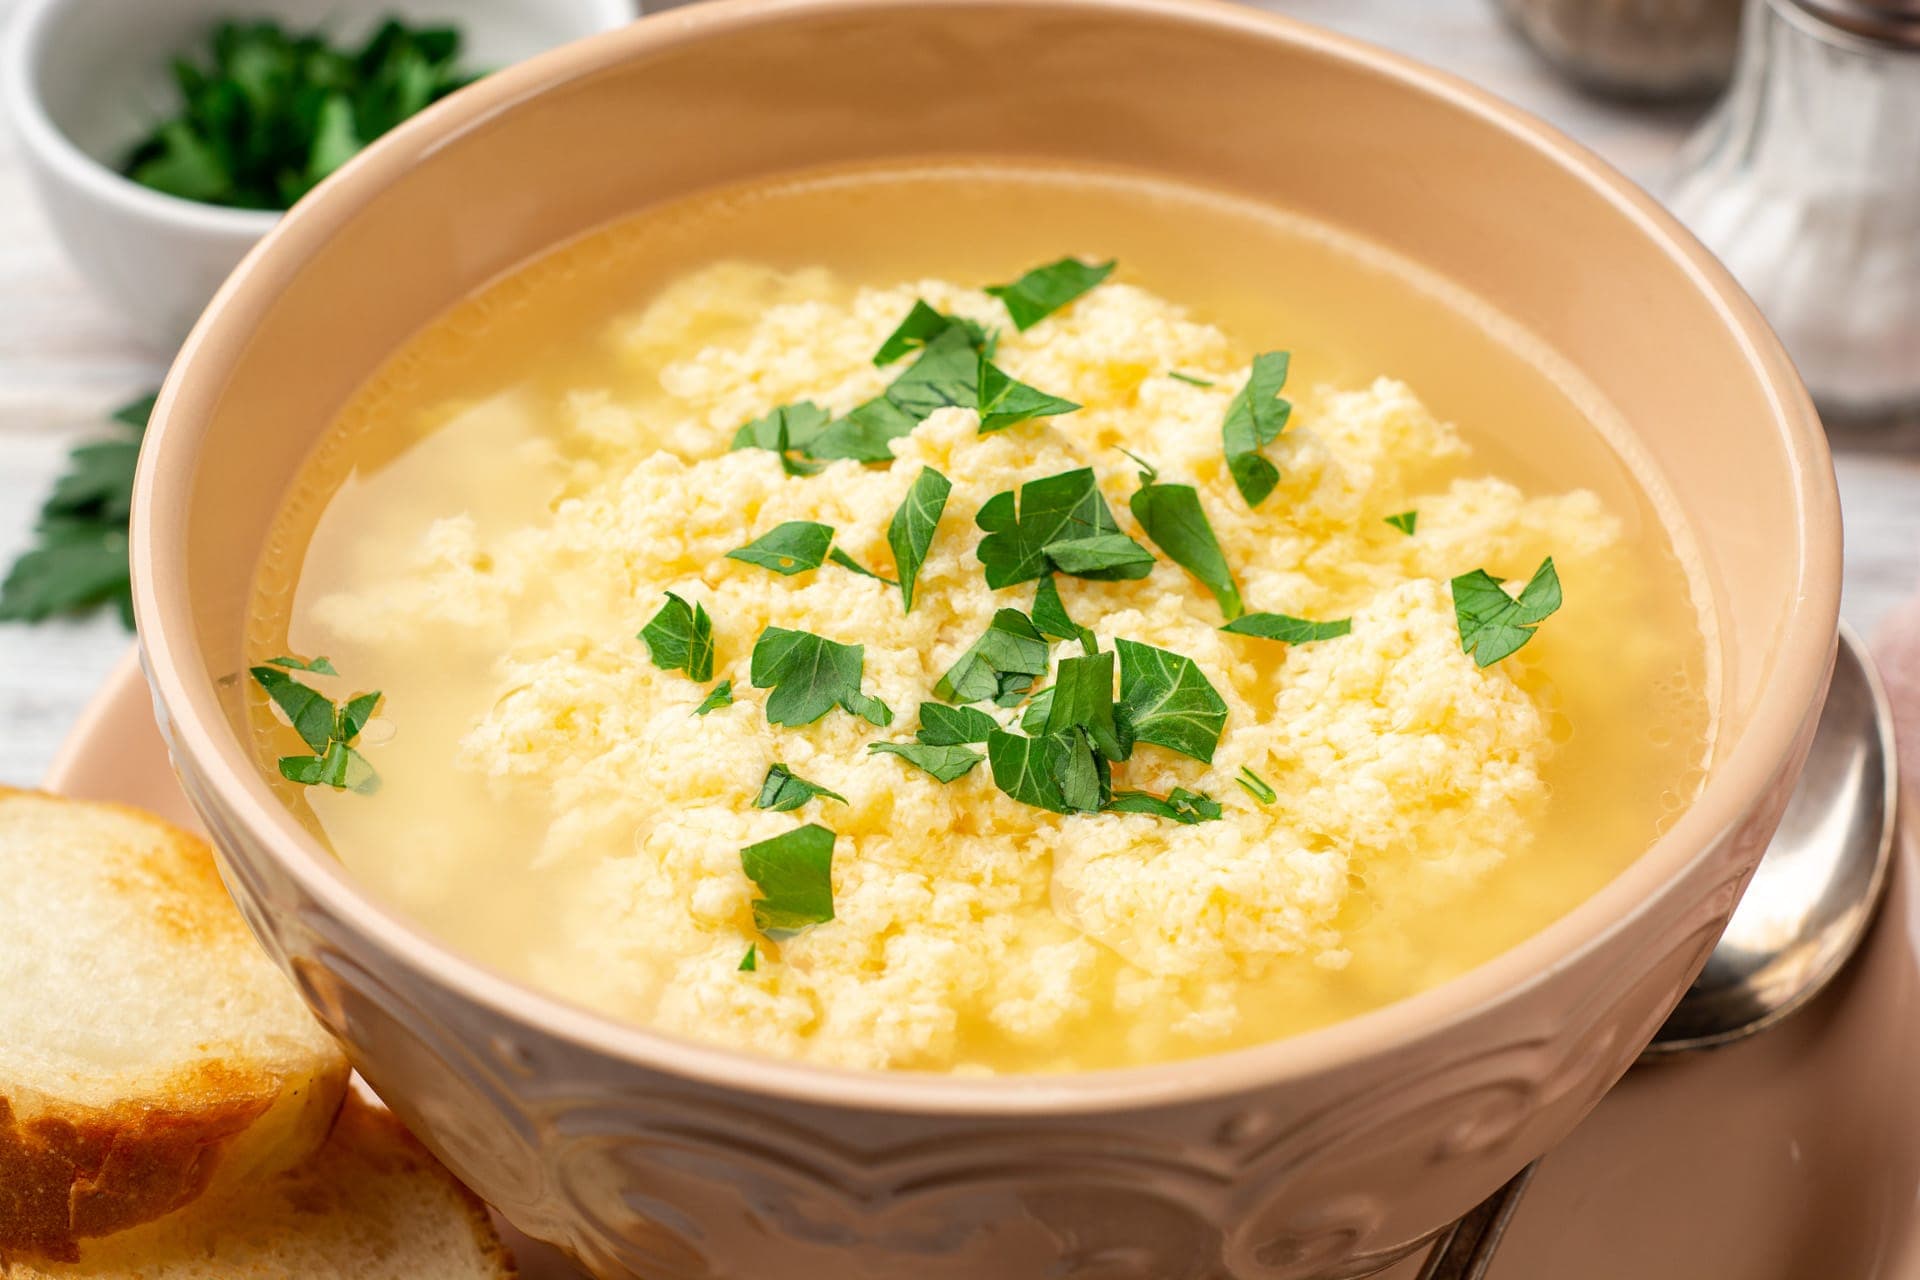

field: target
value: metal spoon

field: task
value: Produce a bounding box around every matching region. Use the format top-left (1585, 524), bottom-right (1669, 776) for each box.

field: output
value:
top-left (1419, 622), bottom-right (1899, 1280)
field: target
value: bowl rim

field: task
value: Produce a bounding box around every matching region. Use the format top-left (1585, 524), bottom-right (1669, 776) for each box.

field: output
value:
top-left (0, 0), bottom-right (637, 239)
top-left (130, 0), bottom-right (1841, 1116)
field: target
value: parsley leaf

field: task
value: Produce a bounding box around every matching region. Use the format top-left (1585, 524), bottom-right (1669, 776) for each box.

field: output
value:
top-left (985, 257), bottom-right (1115, 330)
top-left (0, 391), bottom-right (157, 629)
top-left (264, 655), bottom-right (338, 675)
top-left (828, 547), bottom-right (897, 585)
top-left (1106, 788), bottom-right (1223, 824)
top-left (639, 592), bottom-right (715, 682)
top-left (750, 626), bottom-right (893, 727)
top-left (1045, 533), bottom-right (1157, 579)
top-left (1386, 510), bottom-right (1418, 536)
top-left (1115, 638), bottom-right (1228, 763)
top-left (868, 741), bottom-right (987, 783)
top-left (985, 729), bottom-right (1076, 814)
top-left (1451, 557), bottom-right (1562, 667)
top-left (935, 609), bottom-right (1050, 706)
top-left (810, 324), bottom-right (984, 462)
top-left (1236, 766), bottom-right (1277, 804)
top-left (975, 468), bottom-right (1153, 588)
top-left (1129, 478), bottom-right (1244, 620)
top-left (887, 466), bottom-right (952, 614)
top-left (976, 357), bottom-right (1080, 433)
top-left (251, 665), bottom-right (337, 753)
top-left (1044, 650), bottom-right (1131, 763)
top-left (249, 663), bottom-right (382, 794)
top-left (1031, 575), bottom-right (1091, 647)
top-left (693, 680), bottom-right (735, 716)
top-left (732, 401), bottom-right (829, 476)
top-left (739, 944), bottom-right (758, 972)
top-left (1222, 352), bottom-right (1293, 507)
top-left (873, 301), bottom-right (992, 366)
top-left (728, 521), bottom-right (835, 576)
top-left (915, 702), bottom-right (1000, 745)
top-left (740, 823), bottom-right (837, 936)
top-left (1223, 613), bottom-right (1352, 643)
top-left (1168, 371), bottom-right (1215, 387)
top-left (754, 763), bottom-right (848, 812)
top-left (278, 741), bottom-right (378, 793)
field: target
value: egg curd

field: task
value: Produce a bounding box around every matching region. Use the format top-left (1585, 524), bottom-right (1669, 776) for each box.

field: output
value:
top-left (247, 165), bottom-right (1713, 1073)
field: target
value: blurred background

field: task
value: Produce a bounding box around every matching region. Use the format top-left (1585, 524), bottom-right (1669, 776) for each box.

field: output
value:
top-left (1, 0), bottom-right (1915, 784)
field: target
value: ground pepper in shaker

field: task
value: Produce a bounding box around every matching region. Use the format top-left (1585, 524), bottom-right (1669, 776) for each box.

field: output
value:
top-left (1667, 0), bottom-right (1920, 419)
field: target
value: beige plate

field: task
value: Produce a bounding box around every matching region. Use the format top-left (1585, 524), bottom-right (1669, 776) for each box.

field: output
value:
top-left (49, 651), bottom-right (1920, 1279)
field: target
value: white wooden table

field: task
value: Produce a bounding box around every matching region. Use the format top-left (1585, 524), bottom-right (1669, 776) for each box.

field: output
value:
top-left (1, 0), bottom-right (1914, 784)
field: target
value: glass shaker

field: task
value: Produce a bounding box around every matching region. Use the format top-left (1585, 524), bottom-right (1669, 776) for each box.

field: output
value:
top-left (1667, 0), bottom-right (1920, 419)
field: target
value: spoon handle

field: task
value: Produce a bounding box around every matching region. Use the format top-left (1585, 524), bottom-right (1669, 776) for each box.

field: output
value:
top-left (1415, 1161), bottom-right (1538, 1280)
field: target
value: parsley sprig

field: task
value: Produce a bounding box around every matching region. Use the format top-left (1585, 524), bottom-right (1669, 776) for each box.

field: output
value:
top-left (975, 468), bottom-right (1153, 588)
top-left (985, 257), bottom-right (1115, 330)
top-left (1125, 455), bottom-right (1244, 620)
top-left (0, 392), bottom-right (157, 628)
top-left (751, 627), bottom-right (893, 727)
top-left (249, 657), bottom-right (382, 793)
top-left (1451, 558), bottom-right (1562, 666)
top-left (741, 824), bottom-right (837, 936)
top-left (1223, 352), bottom-right (1293, 507)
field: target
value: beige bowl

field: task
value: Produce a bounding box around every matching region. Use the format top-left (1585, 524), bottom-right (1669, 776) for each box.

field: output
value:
top-left (128, 2), bottom-right (1841, 1276)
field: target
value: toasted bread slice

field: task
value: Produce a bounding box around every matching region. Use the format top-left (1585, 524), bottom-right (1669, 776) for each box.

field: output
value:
top-left (0, 790), bottom-right (350, 1262)
top-left (7, 1092), bottom-right (516, 1278)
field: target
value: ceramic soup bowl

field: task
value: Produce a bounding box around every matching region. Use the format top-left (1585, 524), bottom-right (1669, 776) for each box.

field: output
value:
top-left (129, 2), bottom-right (1840, 1276)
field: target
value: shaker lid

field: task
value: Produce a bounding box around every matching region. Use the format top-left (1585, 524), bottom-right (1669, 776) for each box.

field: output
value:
top-left (1793, 0), bottom-right (1920, 45)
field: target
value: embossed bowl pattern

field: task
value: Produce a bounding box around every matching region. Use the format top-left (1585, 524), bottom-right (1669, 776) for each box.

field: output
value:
top-left (128, 2), bottom-right (1840, 1277)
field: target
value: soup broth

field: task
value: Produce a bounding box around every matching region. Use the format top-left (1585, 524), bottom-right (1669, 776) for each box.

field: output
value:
top-left (247, 162), bottom-right (1715, 1073)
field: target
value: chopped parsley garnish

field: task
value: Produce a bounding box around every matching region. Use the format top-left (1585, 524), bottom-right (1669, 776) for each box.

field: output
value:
top-left (1236, 766), bottom-right (1277, 805)
top-left (868, 741), bottom-right (987, 783)
top-left (740, 824), bottom-right (837, 936)
top-left (1115, 638), bottom-right (1228, 763)
top-left (0, 391), bottom-right (155, 629)
top-left (1031, 575), bottom-right (1092, 647)
top-left (828, 548), bottom-right (897, 585)
top-left (639, 592), bottom-right (715, 682)
top-left (121, 20), bottom-right (478, 211)
top-left (1044, 650), bottom-right (1130, 763)
top-left (264, 654), bottom-right (338, 675)
top-left (739, 944), bottom-right (758, 972)
top-left (915, 702), bottom-right (999, 744)
top-left (873, 301), bottom-right (992, 367)
top-left (727, 521), bottom-right (835, 576)
top-left (1128, 471), bottom-right (1244, 620)
top-left (1222, 613), bottom-right (1352, 643)
top-left (810, 324), bottom-right (984, 462)
top-left (887, 467), bottom-right (952, 613)
top-left (985, 257), bottom-right (1115, 330)
top-left (934, 608), bottom-right (1050, 706)
top-left (753, 763), bottom-right (848, 812)
top-left (976, 357), bottom-right (1080, 433)
top-left (732, 401), bottom-right (829, 476)
top-left (987, 729), bottom-right (1093, 814)
top-left (249, 663), bottom-right (381, 793)
top-left (1107, 788), bottom-right (1222, 824)
top-left (1386, 510), bottom-right (1419, 536)
top-left (693, 680), bottom-right (734, 716)
top-left (975, 467), bottom-right (1153, 588)
top-left (1168, 371), bottom-right (1216, 387)
top-left (750, 626), bottom-right (893, 727)
top-left (1222, 351), bottom-right (1293, 507)
top-left (1451, 557), bottom-right (1562, 667)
